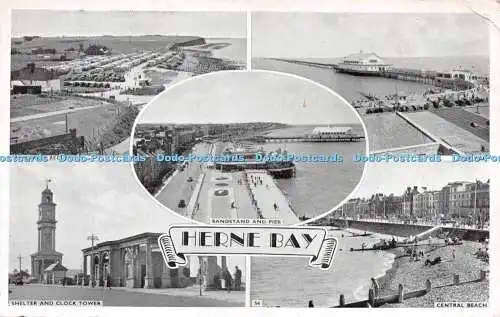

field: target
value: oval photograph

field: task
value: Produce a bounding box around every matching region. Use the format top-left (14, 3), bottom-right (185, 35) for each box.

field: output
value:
top-left (131, 70), bottom-right (368, 225)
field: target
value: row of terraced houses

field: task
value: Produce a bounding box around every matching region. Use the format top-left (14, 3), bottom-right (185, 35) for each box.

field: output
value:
top-left (336, 180), bottom-right (490, 227)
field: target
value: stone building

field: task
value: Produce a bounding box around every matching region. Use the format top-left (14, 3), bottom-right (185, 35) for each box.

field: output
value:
top-left (81, 232), bottom-right (228, 289)
top-left (43, 261), bottom-right (68, 284)
top-left (401, 186), bottom-right (419, 219)
top-left (413, 190), bottom-right (440, 221)
top-left (30, 183), bottom-right (64, 283)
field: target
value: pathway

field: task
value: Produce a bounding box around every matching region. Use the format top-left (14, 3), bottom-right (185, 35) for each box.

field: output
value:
top-left (246, 170), bottom-right (299, 225)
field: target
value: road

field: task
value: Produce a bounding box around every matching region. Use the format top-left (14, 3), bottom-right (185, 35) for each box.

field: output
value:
top-left (155, 142), bottom-right (211, 218)
top-left (8, 284), bottom-right (241, 307)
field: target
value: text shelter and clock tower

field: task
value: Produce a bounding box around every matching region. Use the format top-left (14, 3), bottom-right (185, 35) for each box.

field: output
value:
top-left (30, 182), bottom-right (63, 282)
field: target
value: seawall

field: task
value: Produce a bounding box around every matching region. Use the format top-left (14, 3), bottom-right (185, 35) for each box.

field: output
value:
top-left (330, 219), bottom-right (489, 242)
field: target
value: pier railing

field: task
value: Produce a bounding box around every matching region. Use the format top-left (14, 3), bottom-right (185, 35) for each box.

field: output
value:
top-left (329, 270), bottom-right (488, 308)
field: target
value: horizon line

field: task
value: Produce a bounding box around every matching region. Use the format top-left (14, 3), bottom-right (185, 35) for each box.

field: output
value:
top-left (11, 34), bottom-right (246, 39)
top-left (255, 53), bottom-right (490, 59)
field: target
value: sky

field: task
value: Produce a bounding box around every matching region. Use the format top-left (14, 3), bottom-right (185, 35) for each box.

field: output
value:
top-left (9, 163), bottom-right (245, 274)
top-left (252, 12), bottom-right (489, 58)
top-left (12, 10), bottom-right (246, 38)
top-left (353, 162), bottom-right (491, 198)
top-left (139, 71), bottom-right (361, 125)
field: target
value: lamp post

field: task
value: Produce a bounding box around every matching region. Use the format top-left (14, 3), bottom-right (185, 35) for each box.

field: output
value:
top-left (474, 181), bottom-right (478, 229)
top-left (87, 234), bottom-right (99, 287)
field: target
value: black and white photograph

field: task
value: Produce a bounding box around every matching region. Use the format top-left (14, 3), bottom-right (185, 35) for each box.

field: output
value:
top-left (252, 13), bottom-right (490, 155)
top-left (132, 70), bottom-right (367, 225)
top-left (8, 163), bottom-right (246, 307)
top-left (251, 163), bottom-right (489, 308)
top-left (10, 10), bottom-right (246, 155)
top-left (1, 1), bottom-right (499, 315)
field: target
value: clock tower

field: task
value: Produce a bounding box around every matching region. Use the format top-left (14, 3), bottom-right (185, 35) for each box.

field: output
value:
top-left (30, 182), bottom-right (63, 282)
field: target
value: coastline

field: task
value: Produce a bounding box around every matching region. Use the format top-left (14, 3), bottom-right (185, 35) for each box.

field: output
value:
top-left (341, 227), bottom-right (488, 307)
top-left (377, 241), bottom-right (487, 307)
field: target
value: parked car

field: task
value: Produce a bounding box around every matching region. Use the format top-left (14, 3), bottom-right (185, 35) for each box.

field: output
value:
top-left (178, 200), bottom-right (186, 208)
top-left (187, 177), bottom-right (193, 182)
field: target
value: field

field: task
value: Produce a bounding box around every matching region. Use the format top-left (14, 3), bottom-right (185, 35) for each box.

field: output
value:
top-left (10, 103), bottom-right (129, 143)
top-left (10, 94), bottom-right (108, 118)
top-left (11, 35), bottom-right (205, 70)
top-left (11, 54), bottom-right (62, 71)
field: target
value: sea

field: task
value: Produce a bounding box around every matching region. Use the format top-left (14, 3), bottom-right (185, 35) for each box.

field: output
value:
top-left (251, 229), bottom-right (395, 307)
top-left (261, 125), bottom-right (366, 219)
top-left (249, 56), bottom-right (489, 307)
top-left (253, 55), bottom-right (489, 103)
top-left (253, 56), bottom-right (489, 151)
top-left (205, 38), bottom-right (247, 64)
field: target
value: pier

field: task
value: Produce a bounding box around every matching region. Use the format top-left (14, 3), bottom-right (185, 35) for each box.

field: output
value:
top-left (271, 58), bottom-right (335, 69)
top-left (245, 135), bottom-right (365, 143)
top-left (245, 170), bottom-right (299, 224)
top-left (273, 59), bottom-right (485, 89)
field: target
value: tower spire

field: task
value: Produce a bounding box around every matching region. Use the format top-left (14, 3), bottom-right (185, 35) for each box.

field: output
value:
top-left (45, 178), bottom-right (51, 189)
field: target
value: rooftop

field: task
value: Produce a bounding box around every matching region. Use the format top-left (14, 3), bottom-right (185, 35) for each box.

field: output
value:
top-left (44, 261), bottom-right (68, 272)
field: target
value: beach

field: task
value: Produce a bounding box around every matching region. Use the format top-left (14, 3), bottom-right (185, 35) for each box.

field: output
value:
top-left (376, 240), bottom-right (489, 308)
top-left (251, 225), bottom-right (489, 308)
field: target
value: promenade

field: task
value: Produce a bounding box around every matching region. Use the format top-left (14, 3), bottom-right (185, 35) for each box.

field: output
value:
top-left (156, 141), bottom-right (300, 224)
top-left (192, 170), bottom-right (259, 222)
top-left (245, 170), bottom-right (299, 225)
top-left (399, 111), bottom-right (487, 154)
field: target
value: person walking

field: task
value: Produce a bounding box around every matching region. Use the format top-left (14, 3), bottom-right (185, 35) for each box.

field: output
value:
top-left (223, 267), bottom-right (233, 292)
top-left (371, 277), bottom-right (380, 298)
top-left (234, 266), bottom-right (242, 291)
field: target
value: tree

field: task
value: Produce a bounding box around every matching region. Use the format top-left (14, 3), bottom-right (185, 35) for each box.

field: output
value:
top-left (85, 44), bottom-right (110, 56)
